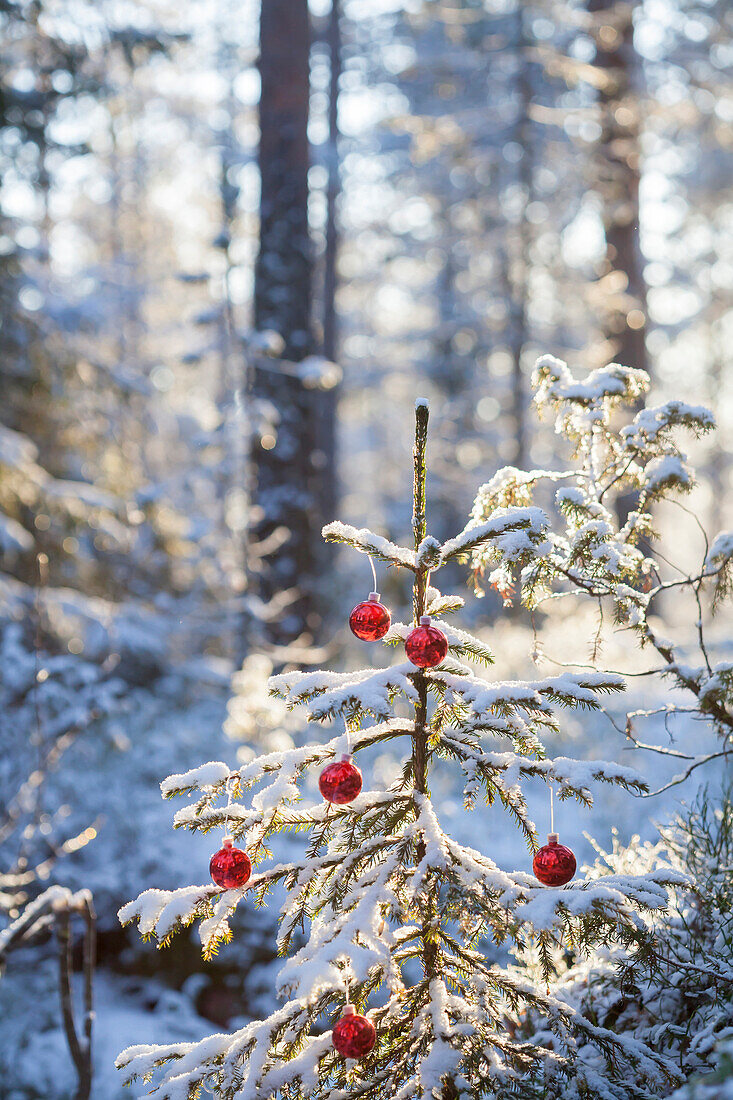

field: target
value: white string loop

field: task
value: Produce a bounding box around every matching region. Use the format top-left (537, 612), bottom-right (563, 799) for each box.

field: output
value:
top-left (368, 554), bottom-right (378, 593)
top-left (223, 774), bottom-right (235, 837)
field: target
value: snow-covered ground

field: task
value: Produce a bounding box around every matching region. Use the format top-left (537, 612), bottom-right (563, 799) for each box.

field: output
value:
top-left (1, 965), bottom-right (211, 1100)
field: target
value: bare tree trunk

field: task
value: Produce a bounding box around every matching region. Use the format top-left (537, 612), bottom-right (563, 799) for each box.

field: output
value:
top-left (508, 7), bottom-right (533, 472)
top-left (253, 0), bottom-right (322, 644)
top-left (589, 2), bottom-right (647, 367)
top-left (319, 0), bottom-right (342, 525)
top-left (323, 0), bottom-right (341, 365)
top-left (55, 892), bottom-right (95, 1100)
top-left (589, 0), bottom-right (648, 372)
top-left (588, 0), bottom-right (647, 520)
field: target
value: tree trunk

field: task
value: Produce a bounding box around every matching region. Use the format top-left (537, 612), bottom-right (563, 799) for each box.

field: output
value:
top-left (508, 7), bottom-right (533, 472)
top-left (589, 0), bottom-right (647, 373)
top-left (253, 0), bottom-right (322, 645)
top-left (322, 0), bottom-right (341, 366)
top-left (319, 0), bottom-right (341, 525)
top-left (589, 0), bottom-right (648, 520)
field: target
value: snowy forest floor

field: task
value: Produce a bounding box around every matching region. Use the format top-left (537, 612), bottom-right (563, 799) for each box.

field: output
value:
top-left (1, 606), bottom-right (726, 1099)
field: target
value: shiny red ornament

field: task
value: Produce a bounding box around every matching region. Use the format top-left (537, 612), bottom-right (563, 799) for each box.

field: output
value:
top-left (349, 592), bottom-right (391, 641)
top-left (210, 837), bottom-right (252, 890)
top-left (533, 833), bottom-right (576, 887)
top-left (332, 1004), bottom-right (376, 1059)
top-left (405, 616), bottom-right (448, 668)
top-left (319, 754), bottom-right (363, 804)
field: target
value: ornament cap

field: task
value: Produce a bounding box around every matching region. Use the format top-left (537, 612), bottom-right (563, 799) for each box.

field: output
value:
top-left (368, 591), bottom-right (380, 602)
top-left (343, 1003), bottom-right (356, 1016)
top-left (419, 615), bottom-right (431, 626)
top-left (341, 753), bottom-right (353, 763)
top-left (222, 836), bottom-right (234, 847)
top-left (547, 832), bottom-right (559, 844)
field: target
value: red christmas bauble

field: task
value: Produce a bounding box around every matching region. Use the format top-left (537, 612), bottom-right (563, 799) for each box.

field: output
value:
top-left (332, 1005), bottom-right (376, 1059)
top-left (533, 834), bottom-right (576, 887)
top-left (405, 616), bottom-right (448, 668)
top-left (349, 593), bottom-right (391, 641)
top-left (319, 755), bottom-right (363, 804)
top-left (210, 838), bottom-right (252, 890)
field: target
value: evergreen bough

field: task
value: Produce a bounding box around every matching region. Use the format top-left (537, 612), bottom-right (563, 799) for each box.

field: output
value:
top-left (470, 355), bottom-right (732, 796)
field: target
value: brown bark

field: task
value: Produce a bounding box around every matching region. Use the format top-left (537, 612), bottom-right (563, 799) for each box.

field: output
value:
top-left (322, 0), bottom-right (341, 366)
top-left (55, 892), bottom-right (95, 1100)
top-left (589, 0), bottom-right (648, 522)
top-left (320, 0), bottom-right (341, 524)
top-left (589, 0), bottom-right (648, 376)
top-left (252, 0), bottom-right (326, 645)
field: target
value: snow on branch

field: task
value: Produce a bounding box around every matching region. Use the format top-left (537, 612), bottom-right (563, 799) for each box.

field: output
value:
top-left (386, 618), bottom-right (494, 667)
top-left (278, 857), bottom-right (402, 1002)
top-left (118, 841), bottom-right (397, 957)
top-left (322, 521), bottom-right (416, 569)
top-left (160, 729), bottom-right (412, 810)
top-left (118, 885), bottom-right (215, 942)
top-left (439, 507), bottom-right (549, 565)
top-left (425, 588), bottom-right (465, 616)
top-left (0, 885), bottom-right (86, 956)
top-left (170, 786), bottom-right (405, 841)
top-left (407, 800), bottom-right (677, 952)
top-left (620, 400), bottom-right (714, 451)
top-left (161, 760), bottom-right (231, 798)
top-left (641, 454), bottom-right (694, 495)
top-left (706, 530), bottom-right (733, 609)
top-left (433, 669), bottom-right (625, 720)
top-left (416, 535), bottom-right (442, 570)
top-left (116, 999), bottom-right (333, 1099)
top-left (439, 739), bottom-right (647, 804)
top-left (538, 754), bottom-right (646, 796)
top-left (504, 972), bottom-right (680, 1089)
top-left (514, 867), bottom-right (686, 932)
top-left (269, 663), bottom-right (419, 722)
top-left (707, 530), bottom-right (733, 568)
top-left (533, 355), bottom-right (649, 408)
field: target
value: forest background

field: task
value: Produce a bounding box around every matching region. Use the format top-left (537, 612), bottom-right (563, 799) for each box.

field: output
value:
top-left (0, 0), bottom-right (731, 1096)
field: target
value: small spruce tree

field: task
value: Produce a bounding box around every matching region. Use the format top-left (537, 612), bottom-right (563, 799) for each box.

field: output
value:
top-left (117, 394), bottom-right (686, 1099)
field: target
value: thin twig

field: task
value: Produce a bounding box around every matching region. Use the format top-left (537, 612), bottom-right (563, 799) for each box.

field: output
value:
top-left (55, 901), bottom-right (85, 1085)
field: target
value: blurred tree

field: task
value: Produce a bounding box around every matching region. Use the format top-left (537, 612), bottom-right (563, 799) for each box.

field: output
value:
top-left (506, 4), bottom-right (533, 471)
top-left (323, 0), bottom-right (342, 367)
top-left (252, 0), bottom-right (334, 647)
top-left (319, 0), bottom-right (342, 527)
top-left (351, 0), bottom-right (577, 536)
top-left (587, 0), bottom-right (648, 376)
top-left (0, 3), bottom-right (223, 672)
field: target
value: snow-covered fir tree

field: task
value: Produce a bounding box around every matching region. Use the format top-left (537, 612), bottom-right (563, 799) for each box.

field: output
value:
top-left (117, 390), bottom-right (693, 1099)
